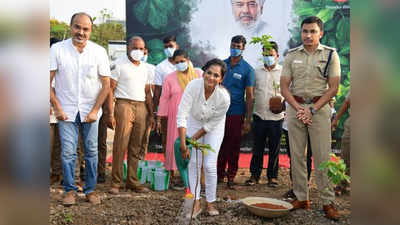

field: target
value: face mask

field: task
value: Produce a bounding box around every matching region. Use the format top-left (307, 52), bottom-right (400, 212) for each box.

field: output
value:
top-left (164, 47), bottom-right (176, 58)
top-left (263, 56), bottom-right (275, 66)
top-left (175, 61), bottom-right (188, 72)
top-left (141, 55), bottom-right (148, 62)
top-left (130, 50), bottom-right (144, 62)
top-left (230, 48), bottom-right (242, 57)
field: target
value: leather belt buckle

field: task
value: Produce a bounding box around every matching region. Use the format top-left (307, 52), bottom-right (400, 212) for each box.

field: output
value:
top-left (304, 98), bottom-right (313, 104)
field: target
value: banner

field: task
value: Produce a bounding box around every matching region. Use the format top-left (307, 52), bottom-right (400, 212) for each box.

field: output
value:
top-left (126, 0), bottom-right (350, 151)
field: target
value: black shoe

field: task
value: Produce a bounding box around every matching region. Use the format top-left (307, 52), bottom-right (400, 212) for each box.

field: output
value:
top-left (97, 173), bottom-right (106, 183)
top-left (283, 189), bottom-right (296, 200)
top-left (245, 177), bottom-right (258, 186)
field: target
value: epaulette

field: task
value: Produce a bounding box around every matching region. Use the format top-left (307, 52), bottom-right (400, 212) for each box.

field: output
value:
top-left (321, 44), bottom-right (336, 51)
top-left (287, 46), bottom-right (301, 53)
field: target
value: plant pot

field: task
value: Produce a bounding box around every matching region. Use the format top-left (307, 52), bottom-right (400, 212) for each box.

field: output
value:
top-left (269, 96), bottom-right (283, 114)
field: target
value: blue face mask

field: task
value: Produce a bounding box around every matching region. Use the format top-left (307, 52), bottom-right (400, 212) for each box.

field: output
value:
top-left (263, 56), bottom-right (275, 66)
top-left (164, 48), bottom-right (176, 58)
top-left (141, 55), bottom-right (148, 62)
top-left (230, 48), bottom-right (242, 57)
top-left (175, 61), bottom-right (188, 72)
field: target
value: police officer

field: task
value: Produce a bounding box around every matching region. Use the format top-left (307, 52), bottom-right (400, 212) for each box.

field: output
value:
top-left (280, 16), bottom-right (341, 220)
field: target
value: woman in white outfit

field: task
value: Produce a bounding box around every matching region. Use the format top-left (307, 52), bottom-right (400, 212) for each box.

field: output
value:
top-left (177, 58), bottom-right (230, 217)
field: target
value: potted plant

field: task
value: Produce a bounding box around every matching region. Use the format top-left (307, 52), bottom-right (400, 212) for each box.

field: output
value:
top-left (250, 35), bottom-right (283, 114)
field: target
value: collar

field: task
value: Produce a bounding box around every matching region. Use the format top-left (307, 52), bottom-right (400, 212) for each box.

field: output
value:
top-left (226, 56), bottom-right (243, 67)
top-left (68, 38), bottom-right (89, 53)
top-left (261, 64), bottom-right (281, 72)
top-left (299, 43), bottom-right (323, 52)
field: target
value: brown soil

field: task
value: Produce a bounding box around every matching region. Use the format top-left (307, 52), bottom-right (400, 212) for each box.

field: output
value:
top-left (252, 202), bottom-right (288, 210)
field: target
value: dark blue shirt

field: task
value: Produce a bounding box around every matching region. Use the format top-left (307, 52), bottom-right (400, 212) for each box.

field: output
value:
top-left (223, 57), bottom-right (255, 115)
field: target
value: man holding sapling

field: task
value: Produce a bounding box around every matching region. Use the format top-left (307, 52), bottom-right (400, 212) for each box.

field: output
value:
top-left (246, 41), bottom-right (284, 187)
top-left (280, 16), bottom-right (341, 220)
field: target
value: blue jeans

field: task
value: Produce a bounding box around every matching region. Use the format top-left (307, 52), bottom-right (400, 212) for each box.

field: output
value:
top-left (58, 112), bottom-right (99, 194)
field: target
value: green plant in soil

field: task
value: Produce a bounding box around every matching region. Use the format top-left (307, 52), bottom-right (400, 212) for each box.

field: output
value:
top-left (63, 212), bottom-right (73, 224)
top-left (186, 137), bottom-right (215, 156)
top-left (319, 153), bottom-right (350, 186)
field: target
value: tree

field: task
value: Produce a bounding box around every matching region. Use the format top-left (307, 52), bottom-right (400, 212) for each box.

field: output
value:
top-left (50, 9), bottom-right (126, 51)
top-left (50, 19), bottom-right (70, 41)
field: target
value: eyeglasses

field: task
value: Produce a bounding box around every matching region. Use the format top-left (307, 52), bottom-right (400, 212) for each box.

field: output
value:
top-left (232, 1), bottom-right (258, 9)
top-left (205, 70), bottom-right (221, 79)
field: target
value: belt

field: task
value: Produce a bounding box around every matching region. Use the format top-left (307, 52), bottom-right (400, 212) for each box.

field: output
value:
top-left (116, 98), bottom-right (145, 104)
top-left (293, 95), bottom-right (321, 104)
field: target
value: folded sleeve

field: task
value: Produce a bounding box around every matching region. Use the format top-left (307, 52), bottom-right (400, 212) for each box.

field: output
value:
top-left (49, 44), bottom-right (58, 71)
top-left (97, 48), bottom-right (111, 77)
top-left (154, 65), bottom-right (163, 86)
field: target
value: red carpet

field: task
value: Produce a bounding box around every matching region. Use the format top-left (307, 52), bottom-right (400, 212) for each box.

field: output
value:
top-left (106, 153), bottom-right (310, 169)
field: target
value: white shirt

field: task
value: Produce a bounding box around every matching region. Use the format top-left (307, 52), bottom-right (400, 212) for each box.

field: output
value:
top-left (253, 64), bottom-right (284, 121)
top-left (153, 58), bottom-right (175, 86)
top-left (177, 78), bottom-right (230, 132)
top-left (111, 55), bottom-right (151, 102)
top-left (50, 38), bottom-right (111, 122)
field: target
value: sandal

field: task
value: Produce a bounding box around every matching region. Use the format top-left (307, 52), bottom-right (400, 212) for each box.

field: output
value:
top-left (245, 178), bottom-right (257, 186)
top-left (207, 203), bottom-right (219, 216)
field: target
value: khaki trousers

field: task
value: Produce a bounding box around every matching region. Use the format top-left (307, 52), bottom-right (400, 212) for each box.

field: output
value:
top-left (140, 114), bottom-right (152, 160)
top-left (287, 103), bottom-right (335, 205)
top-left (111, 99), bottom-right (147, 188)
top-left (341, 117), bottom-right (350, 176)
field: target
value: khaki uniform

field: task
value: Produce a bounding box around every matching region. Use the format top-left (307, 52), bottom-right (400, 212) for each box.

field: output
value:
top-left (281, 44), bottom-right (341, 205)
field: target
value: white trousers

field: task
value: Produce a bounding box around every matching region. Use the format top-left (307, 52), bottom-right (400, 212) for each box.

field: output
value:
top-left (187, 115), bottom-right (225, 203)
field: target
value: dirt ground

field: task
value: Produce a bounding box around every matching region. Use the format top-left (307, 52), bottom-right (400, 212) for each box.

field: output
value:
top-left (49, 167), bottom-right (350, 225)
top-left (50, 129), bottom-right (350, 224)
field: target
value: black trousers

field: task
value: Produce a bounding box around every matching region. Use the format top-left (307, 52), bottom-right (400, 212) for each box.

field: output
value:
top-left (250, 115), bottom-right (283, 180)
top-left (284, 129), bottom-right (313, 181)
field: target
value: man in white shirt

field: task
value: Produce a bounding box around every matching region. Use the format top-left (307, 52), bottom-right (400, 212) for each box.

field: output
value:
top-left (153, 35), bottom-right (179, 155)
top-left (50, 12), bottom-right (111, 206)
top-left (246, 42), bottom-right (284, 186)
top-left (109, 36), bottom-right (155, 194)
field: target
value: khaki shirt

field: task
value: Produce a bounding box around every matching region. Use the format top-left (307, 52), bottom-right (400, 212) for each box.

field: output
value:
top-left (281, 44), bottom-right (341, 98)
top-left (254, 64), bottom-right (284, 121)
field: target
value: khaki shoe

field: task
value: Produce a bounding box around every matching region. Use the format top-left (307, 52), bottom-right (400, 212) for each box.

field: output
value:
top-left (290, 199), bottom-right (310, 210)
top-left (86, 192), bottom-right (101, 205)
top-left (323, 204), bottom-right (340, 221)
top-left (133, 185), bottom-right (150, 193)
top-left (109, 187), bottom-right (119, 195)
top-left (63, 191), bottom-right (76, 206)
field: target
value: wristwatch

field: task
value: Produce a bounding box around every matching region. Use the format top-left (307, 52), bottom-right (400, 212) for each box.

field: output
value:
top-left (309, 107), bottom-right (316, 115)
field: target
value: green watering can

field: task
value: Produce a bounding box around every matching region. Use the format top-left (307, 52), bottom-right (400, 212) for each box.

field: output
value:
top-left (174, 137), bottom-right (192, 195)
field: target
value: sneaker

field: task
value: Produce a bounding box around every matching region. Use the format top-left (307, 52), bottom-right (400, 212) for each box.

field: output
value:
top-left (171, 183), bottom-right (185, 191)
top-left (63, 191), bottom-right (76, 206)
top-left (86, 192), bottom-right (101, 205)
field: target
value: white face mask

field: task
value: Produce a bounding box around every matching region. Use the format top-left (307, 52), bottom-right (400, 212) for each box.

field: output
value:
top-left (141, 55), bottom-right (148, 62)
top-left (130, 49), bottom-right (144, 62)
top-left (175, 61), bottom-right (188, 72)
top-left (164, 47), bottom-right (176, 58)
